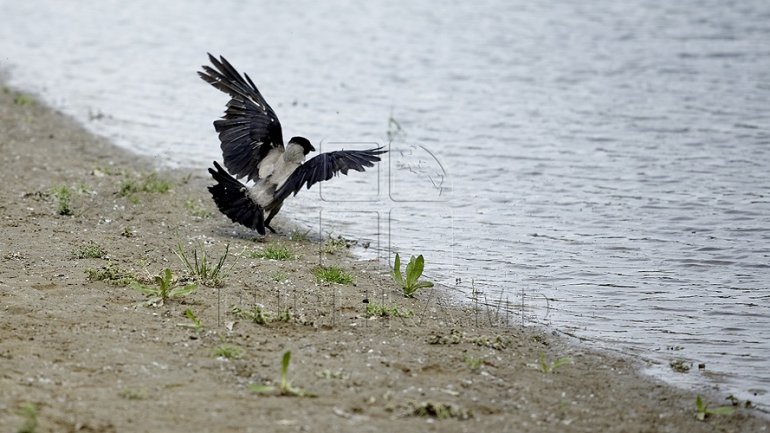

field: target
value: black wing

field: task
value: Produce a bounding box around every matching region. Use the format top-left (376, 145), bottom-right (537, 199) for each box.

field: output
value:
top-left (273, 147), bottom-right (387, 202)
top-left (199, 53), bottom-right (284, 182)
top-left (208, 161), bottom-right (266, 235)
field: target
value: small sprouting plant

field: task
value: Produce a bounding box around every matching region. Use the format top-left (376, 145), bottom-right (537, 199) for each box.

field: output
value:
top-left (322, 236), bottom-right (348, 254)
top-left (288, 229), bottom-right (311, 242)
top-left (16, 403), bottom-right (38, 433)
top-left (250, 244), bottom-right (294, 260)
top-left (695, 395), bottom-right (734, 421)
top-left (250, 351), bottom-right (315, 397)
top-left (535, 352), bottom-right (572, 374)
top-left (185, 199), bottom-right (212, 218)
top-left (463, 354), bottom-right (489, 372)
top-left (51, 185), bottom-right (72, 215)
top-left (366, 303), bottom-right (413, 318)
top-left (13, 92), bottom-right (34, 106)
top-left (313, 266), bottom-right (353, 285)
top-left (118, 172), bottom-right (172, 202)
top-left (271, 270), bottom-right (289, 283)
top-left (175, 242), bottom-right (233, 287)
top-left (213, 344), bottom-right (243, 359)
top-left (276, 307), bottom-right (292, 322)
top-left (232, 305), bottom-right (271, 325)
top-left (178, 308), bottom-right (203, 332)
top-left (130, 268), bottom-right (197, 306)
top-left (73, 241), bottom-right (106, 259)
top-left (392, 253), bottom-right (433, 297)
top-left (85, 264), bottom-right (136, 286)
top-left (118, 388), bottom-right (147, 400)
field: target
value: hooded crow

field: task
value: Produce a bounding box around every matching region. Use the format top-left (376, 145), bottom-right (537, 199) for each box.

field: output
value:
top-left (199, 54), bottom-right (386, 234)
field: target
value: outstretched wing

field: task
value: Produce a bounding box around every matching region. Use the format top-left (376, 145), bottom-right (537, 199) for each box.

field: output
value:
top-left (199, 53), bottom-right (284, 182)
top-left (273, 147), bottom-right (387, 202)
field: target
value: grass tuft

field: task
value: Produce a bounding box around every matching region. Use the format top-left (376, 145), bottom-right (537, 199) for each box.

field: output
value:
top-left (16, 403), bottom-right (39, 433)
top-left (185, 199), bottom-right (212, 218)
top-left (250, 244), bottom-right (294, 260)
top-left (85, 264), bottom-right (136, 286)
top-left (366, 303), bottom-right (413, 318)
top-left (175, 242), bottom-right (233, 287)
top-left (51, 185), bottom-right (72, 216)
top-left (313, 266), bottom-right (353, 285)
top-left (118, 172), bottom-right (173, 202)
top-left (73, 241), bottom-right (107, 259)
top-left (322, 237), bottom-right (348, 254)
top-left (213, 344), bottom-right (243, 359)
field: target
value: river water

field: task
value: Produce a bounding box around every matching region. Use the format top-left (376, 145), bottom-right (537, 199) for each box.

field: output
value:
top-left (2, 0), bottom-right (769, 409)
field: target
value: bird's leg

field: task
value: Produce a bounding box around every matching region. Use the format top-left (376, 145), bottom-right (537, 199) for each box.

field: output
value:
top-left (264, 203), bottom-right (284, 234)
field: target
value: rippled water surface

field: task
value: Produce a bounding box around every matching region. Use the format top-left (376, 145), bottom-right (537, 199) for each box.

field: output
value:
top-left (2, 0), bottom-right (770, 408)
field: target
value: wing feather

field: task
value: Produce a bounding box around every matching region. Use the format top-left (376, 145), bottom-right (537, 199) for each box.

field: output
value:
top-left (199, 53), bottom-right (284, 181)
top-left (273, 147), bottom-right (386, 202)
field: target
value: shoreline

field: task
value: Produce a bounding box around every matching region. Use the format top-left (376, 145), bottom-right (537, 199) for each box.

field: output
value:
top-left (1, 84), bottom-right (767, 432)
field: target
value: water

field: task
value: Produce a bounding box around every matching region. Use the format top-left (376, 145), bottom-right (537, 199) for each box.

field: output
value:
top-left (2, 0), bottom-right (769, 408)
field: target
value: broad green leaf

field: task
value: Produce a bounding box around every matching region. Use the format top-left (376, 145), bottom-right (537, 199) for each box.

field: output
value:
top-left (707, 406), bottom-right (734, 416)
top-left (392, 254), bottom-right (403, 286)
top-left (281, 351), bottom-right (291, 390)
top-left (170, 283), bottom-right (197, 298)
top-left (249, 384), bottom-right (275, 394)
top-left (414, 281), bottom-right (434, 289)
top-left (695, 395), bottom-right (705, 411)
top-left (130, 282), bottom-right (156, 296)
top-left (552, 357), bottom-right (572, 369)
top-left (405, 255), bottom-right (420, 287)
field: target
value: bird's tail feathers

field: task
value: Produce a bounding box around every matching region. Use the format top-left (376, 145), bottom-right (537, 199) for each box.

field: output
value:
top-left (208, 161), bottom-right (266, 235)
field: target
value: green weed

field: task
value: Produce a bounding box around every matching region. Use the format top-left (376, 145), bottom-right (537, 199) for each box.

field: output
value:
top-left (16, 403), bottom-right (38, 433)
top-left (288, 229), bottom-right (311, 242)
top-left (313, 266), bottom-right (353, 285)
top-left (13, 93), bottom-right (34, 106)
top-left (73, 241), bottom-right (106, 259)
top-left (85, 264), bottom-right (136, 286)
top-left (250, 244), bottom-right (294, 260)
top-left (366, 303), bottom-right (413, 318)
top-left (695, 395), bottom-right (734, 421)
top-left (232, 305), bottom-right (292, 325)
top-left (271, 270), bottom-right (289, 283)
top-left (130, 268), bottom-right (197, 306)
top-left (232, 305), bottom-right (271, 325)
top-left (535, 352), bottom-right (571, 374)
top-left (322, 236), bottom-right (348, 254)
top-left (118, 172), bottom-right (172, 202)
top-left (392, 253), bottom-right (433, 297)
top-left (51, 185), bottom-right (72, 216)
top-left (177, 308), bottom-right (203, 332)
top-left (250, 351), bottom-right (315, 397)
top-left (213, 344), bottom-right (243, 359)
top-left (118, 388), bottom-right (147, 400)
top-left (185, 199), bottom-right (212, 218)
top-left (463, 354), bottom-right (489, 372)
top-left (175, 242), bottom-right (233, 287)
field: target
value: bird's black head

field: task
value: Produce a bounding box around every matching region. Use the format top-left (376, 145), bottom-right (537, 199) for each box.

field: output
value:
top-left (289, 136), bottom-right (315, 155)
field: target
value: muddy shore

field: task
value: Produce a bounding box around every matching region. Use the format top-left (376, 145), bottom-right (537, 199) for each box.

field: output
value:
top-left (0, 85), bottom-right (767, 432)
